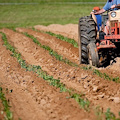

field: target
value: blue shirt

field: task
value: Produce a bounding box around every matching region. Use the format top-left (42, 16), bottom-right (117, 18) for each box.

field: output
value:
top-left (103, 0), bottom-right (120, 10)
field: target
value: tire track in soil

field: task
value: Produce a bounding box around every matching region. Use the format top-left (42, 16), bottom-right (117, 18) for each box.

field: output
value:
top-left (1, 28), bottom-right (120, 117)
top-left (0, 34), bottom-right (95, 120)
top-left (34, 24), bottom-right (120, 79)
top-left (16, 28), bottom-right (79, 64)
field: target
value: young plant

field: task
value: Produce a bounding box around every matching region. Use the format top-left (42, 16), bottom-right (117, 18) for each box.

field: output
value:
top-left (24, 32), bottom-right (78, 67)
top-left (0, 87), bottom-right (13, 120)
top-left (46, 31), bottom-right (78, 48)
top-left (1, 32), bottom-right (90, 111)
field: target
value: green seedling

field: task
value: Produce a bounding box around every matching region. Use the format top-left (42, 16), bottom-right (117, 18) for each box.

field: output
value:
top-left (46, 31), bottom-right (78, 48)
top-left (1, 32), bottom-right (91, 112)
top-left (0, 87), bottom-right (13, 120)
top-left (1, 32), bottom-right (120, 120)
top-left (24, 32), bottom-right (78, 67)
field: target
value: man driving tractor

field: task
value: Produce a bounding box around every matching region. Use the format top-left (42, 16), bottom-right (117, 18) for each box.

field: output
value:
top-left (92, 0), bottom-right (120, 35)
top-left (93, 0), bottom-right (120, 14)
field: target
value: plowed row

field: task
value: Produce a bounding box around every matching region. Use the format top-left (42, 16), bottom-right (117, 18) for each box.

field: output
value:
top-left (0, 26), bottom-right (120, 119)
top-left (0, 33), bottom-right (94, 120)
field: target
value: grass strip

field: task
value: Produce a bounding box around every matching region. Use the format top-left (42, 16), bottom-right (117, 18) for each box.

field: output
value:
top-left (0, 87), bottom-right (13, 120)
top-left (45, 31), bottom-right (78, 48)
top-left (1, 32), bottom-right (120, 119)
top-left (1, 32), bottom-right (90, 111)
top-left (24, 32), bottom-right (78, 67)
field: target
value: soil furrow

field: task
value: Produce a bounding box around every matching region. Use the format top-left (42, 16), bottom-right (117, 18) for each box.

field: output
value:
top-left (0, 33), bottom-right (95, 120)
top-left (1, 28), bottom-right (120, 117)
top-left (16, 28), bottom-right (79, 64)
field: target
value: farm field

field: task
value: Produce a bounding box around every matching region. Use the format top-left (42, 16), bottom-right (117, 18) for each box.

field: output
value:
top-left (0, 24), bottom-right (120, 119)
top-left (0, 0), bottom-right (120, 120)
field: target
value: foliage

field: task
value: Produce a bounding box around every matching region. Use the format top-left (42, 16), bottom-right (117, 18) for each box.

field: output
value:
top-left (105, 108), bottom-right (120, 120)
top-left (81, 66), bottom-right (92, 70)
top-left (46, 31), bottom-right (78, 48)
top-left (93, 69), bottom-right (120, 83)
top-left (0, 87), bottom-right (13, 120)
top-left (70, 93), bottom-right (90, 111)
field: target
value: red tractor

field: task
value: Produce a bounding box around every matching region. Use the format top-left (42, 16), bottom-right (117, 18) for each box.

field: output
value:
top-left (78, 9), bottom-right (120, 67)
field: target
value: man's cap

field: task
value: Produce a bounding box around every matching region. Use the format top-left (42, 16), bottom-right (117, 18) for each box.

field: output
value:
top-left (93, 6), bottom-right (100, 11)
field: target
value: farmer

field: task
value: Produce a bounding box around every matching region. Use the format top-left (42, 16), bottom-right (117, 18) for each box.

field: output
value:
top-left (91, 0), bottom-right (120, 34)
top-left (93, 0), bottom-right (120, 15)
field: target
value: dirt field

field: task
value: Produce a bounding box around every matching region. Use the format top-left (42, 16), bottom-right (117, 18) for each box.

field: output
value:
top-left (0, 24), bottom-right (120, 120)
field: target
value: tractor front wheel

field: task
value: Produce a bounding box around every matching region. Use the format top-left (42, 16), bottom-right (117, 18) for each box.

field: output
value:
top-left (87, 42), bottom-right (99, 67)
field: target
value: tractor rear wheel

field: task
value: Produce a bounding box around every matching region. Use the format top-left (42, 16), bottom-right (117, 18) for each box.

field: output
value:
top-left (87, 42), bottom-right (99, 67)
top-left (78, 16), bottom-right (97, 65)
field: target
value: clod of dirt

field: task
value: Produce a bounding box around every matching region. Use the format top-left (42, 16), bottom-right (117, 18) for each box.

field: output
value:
top-left (106, 57), bottom-right (120, 72)
top-left (109, 97), bottom-right (120, 104)
top-left (92, 86), bottom-right (99, 92)
top-left (81, 73), bottom-right (88, 79)
top-left (97, 93), bottom-right (105, 98)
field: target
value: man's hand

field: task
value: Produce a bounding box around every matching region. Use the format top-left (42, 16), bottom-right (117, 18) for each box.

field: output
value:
top-left (90, 11), bottom-right (94, 14)
top-left (111, 4), bottom-right (116, 9)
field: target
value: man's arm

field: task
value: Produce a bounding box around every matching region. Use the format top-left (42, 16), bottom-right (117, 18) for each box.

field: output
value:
top-left (94, 8), bottom-right (105, 15)
top-left (111, 4), bottom-right (120, 9)
top-left (115, 4), bottom-right (120, 9)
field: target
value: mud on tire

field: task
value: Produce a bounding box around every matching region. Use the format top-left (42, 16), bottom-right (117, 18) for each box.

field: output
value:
top-left (78, 16), bottom-right (97, 64)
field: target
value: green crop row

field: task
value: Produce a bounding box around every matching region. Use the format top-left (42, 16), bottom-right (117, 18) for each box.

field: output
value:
top-left (43, 30), bottom-right (120, 83)
top-left (0, 87), bottom-right (13, 120)
top-left (1, 32), bottom-right (90, 111)
top-left (1, 32), bottom-right (120, 119)
top-left (94, 69), bottom-right (120, 83)
top-left (82, 66), bottom-right (120, 83)
top-left (46, 31), bottom-right (78, 48)
top-left (24, 32), bottom-right (78, 67)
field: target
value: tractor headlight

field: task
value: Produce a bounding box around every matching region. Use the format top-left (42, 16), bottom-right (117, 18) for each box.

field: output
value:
top-left (111, 12), bottom-right (116, 18)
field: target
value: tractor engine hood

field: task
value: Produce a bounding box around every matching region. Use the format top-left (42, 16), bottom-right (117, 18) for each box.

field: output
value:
top-left (109, 9), bottom-right (120, 22)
